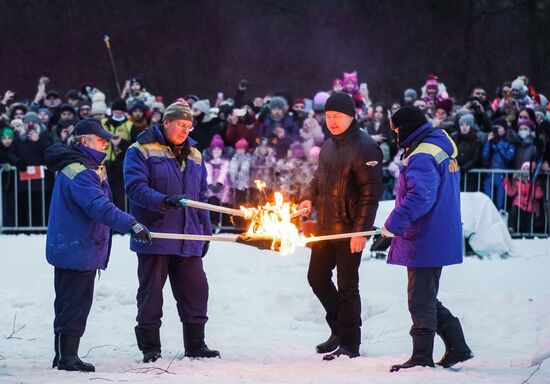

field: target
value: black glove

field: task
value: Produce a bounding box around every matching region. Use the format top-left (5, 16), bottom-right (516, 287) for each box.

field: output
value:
top-left (162, 194), bottom-right (186, 211)
top-left (201, 241), bottom-right (210, 257)
top-left (208, 183), bottom-right (223, 193)
top-left (130, 221), bottom-right (152, 245)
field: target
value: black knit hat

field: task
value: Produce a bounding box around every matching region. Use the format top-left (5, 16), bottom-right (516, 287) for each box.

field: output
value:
top-left (111, 99), bottom-right (128, 113)
top-left (324, 92), bottom-right (356, 118)
top-left (391, 106), bottom-right (427, 145)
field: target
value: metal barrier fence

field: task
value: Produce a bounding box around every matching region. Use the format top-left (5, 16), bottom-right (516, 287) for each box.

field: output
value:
top-left (464, 169), bottom-right (550, 237)
top-left (1, 165), bottom-right (549, 237)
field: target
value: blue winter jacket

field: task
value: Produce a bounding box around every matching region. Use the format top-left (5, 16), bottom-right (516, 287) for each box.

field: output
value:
top-left (45, 144), bottom-right (134, 271)
top-left (384, 123), bottom-right (463, 267)
top-left (259, 114), bottom-right (300, 140)
top-left (481, 137), bottom-right (516, 169)
top-left (123, 125), bottom-right (212, 257)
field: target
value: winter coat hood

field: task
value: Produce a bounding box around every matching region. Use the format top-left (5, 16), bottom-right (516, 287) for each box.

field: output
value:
top-left (45, 143), bottom-right (105, 172)
top-left (401, 122), bottom-right (457, 158)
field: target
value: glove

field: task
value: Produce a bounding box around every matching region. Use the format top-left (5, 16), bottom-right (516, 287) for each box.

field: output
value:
top-left (130, 221), bottom-right (152, 245)
top-left (201, 241), bottom-right (210, 257)
top-left (208, 183), bottom-right (223, 193)
top-left (162, 194), bottom-right (186, 211)
top-left (381, 226), bottom-right (395, 238)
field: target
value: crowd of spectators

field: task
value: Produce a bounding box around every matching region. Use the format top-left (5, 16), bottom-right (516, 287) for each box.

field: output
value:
top-left (1, 72), bottom-right (550, 233)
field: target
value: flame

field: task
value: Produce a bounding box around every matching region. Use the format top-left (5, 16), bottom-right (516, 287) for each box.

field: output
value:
top-left (254, 179), bottom-right (267, 192)
top-left (240, 191), bottom-right (301, 255)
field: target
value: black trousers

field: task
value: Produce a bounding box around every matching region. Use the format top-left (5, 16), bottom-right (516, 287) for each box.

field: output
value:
top-left (307, 241), bottom-right (362, 352)
top-left (53, 268), bottom-right (96, 337)
top-left (407, 267), bottom-right (454, 337)
top-left (136, 254), bottom-right (209, 330)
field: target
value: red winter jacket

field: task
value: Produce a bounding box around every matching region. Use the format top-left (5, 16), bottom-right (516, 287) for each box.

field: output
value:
top-left (503, 177), bottom-right (544, 214)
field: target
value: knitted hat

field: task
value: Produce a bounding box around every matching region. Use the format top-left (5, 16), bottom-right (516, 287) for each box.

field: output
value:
top-left (22, 112), bottom-right (41, 124)
top-left (268, 96), bottom-right (287, 110)
top-left (313, 91), bottom-right (330, 106)
top-left (435, 98), bottom-right (453, 114)
top-left (58, 119), bottom-right (76, 129)
top-left (324, 92), bottom-right (356, 118)
top-left (59, 104), bottom-right (76, 115)
top-left (163, 101), bottom-right (193, 122)
top-left (235, 137), bottom-right (249, 150)
top-left (210, 134), bottom-right (224, 149)
top-left (511, 78), bottom-right (525, 91)
top-left (129, 100), bottom-right (148, 113)
top-left (151, 101), bottom-right (166, 113)
top-left (391, 106), bottom-right (427, 145)
top-left (111, 99), bottom-right (127, 113)
top-left (38, 107), bottom-right (51, 117)
top-left (492, 118), bottom-right (509, 131)
top-left (65, 89), bottom-right (80, 100)
top-left (91, 101), bottom-right (107, 115)
top-left (459, 113), bottom-right (475, 128)
top-left (130, 77), bottom-right (142, 86)
top-left (292, 98), bottom-right (305, 108)
top-left (425, 74), bottom-right (439, 88)
top-left (404, 88), bottom-right (418, 100)
top-left (192, 99), bottom-right (211, 115)
top-left (518, 118), bottom-right (535, 131)
top-left (1, 127), bottom-right (14, 138)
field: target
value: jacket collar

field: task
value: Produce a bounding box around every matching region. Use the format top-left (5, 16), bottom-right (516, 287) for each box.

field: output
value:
top-left (138, 124), bottom-right (197, 148)
top-left (330, 120), bottom-right (361, 143)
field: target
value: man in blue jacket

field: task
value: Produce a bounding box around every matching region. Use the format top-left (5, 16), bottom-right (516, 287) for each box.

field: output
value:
top-left (45, 119), bottom-right (151, 372)
top-left (124, 101), bottom-right (219, 363)
top-left (382, 106), bottom-right (473, 372)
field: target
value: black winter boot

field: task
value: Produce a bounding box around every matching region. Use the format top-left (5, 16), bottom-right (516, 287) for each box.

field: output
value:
top-left (437, 317), bottom-right (473, 368)
top-left (52, 333), bottom-right (60, 368)
top-left (183, 323), bottom-right (220, 358)
top-left (57, 334), bottom-right (95, 372)
top-left (316, 334), bottom-right (341, 354)
top-left (390, 335), bottom-right (435, 372)
top-left (322, 346), bottom-right (360, 361)
top-left (135, 326), bottom-right (162, 363)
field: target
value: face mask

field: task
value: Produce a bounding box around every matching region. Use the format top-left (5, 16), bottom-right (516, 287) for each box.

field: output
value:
top-left (518, 130), bottom-right (530, 140)
top-left (112, 114), bottom-right (125, 122)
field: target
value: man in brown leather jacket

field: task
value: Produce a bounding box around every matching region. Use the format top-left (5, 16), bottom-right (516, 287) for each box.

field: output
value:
top-left (299, 92), bottom-right (383, 361)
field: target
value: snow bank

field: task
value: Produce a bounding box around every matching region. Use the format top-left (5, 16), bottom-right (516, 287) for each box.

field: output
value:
top-left (0, 235), bottom-right (548, 383)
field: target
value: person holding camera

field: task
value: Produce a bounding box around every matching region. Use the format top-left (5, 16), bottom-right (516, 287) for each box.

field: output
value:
top-left (44, 119), bottom-right (151, 372)
top-left (13, 111), bottom-right (53, 227)
top-left (481, 118), bottom-right (516, 210)
top-left (463, 96), bottom-right (492, 133)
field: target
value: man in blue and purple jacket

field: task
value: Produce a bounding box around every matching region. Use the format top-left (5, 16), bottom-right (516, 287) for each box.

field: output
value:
top-left (124, 101), bottom-right (219, 363)
top-left (382, 106), bottom-right (473, 372)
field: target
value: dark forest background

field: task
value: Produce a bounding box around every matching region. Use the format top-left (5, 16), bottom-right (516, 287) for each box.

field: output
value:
top-left (1, 0), bottom-right (549, 104)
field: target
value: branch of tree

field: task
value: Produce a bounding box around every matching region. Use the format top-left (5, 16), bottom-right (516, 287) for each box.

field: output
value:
top-left (4, 314), bottom-right (26, 340)
top-left (520, 362), bottom-right (542, 384)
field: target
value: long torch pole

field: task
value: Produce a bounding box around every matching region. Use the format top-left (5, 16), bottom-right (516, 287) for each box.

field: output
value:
top-left (303, 229), bottom-right (381, 244)
top-left (103, 35), bottom-right (122, 97)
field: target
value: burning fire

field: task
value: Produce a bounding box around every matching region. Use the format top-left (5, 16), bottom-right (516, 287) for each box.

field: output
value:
top-left (240, 191), bottom-right (302, 255)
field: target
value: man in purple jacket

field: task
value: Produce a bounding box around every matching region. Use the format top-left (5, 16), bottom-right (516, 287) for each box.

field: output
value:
top-left (124, 101), bottom-right (219, 363)
top-left (382, 106), bottom-right (473, 372)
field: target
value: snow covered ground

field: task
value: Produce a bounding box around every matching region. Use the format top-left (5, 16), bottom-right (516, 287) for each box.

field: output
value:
top-left (0, 235), bottom-right (549, 384)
